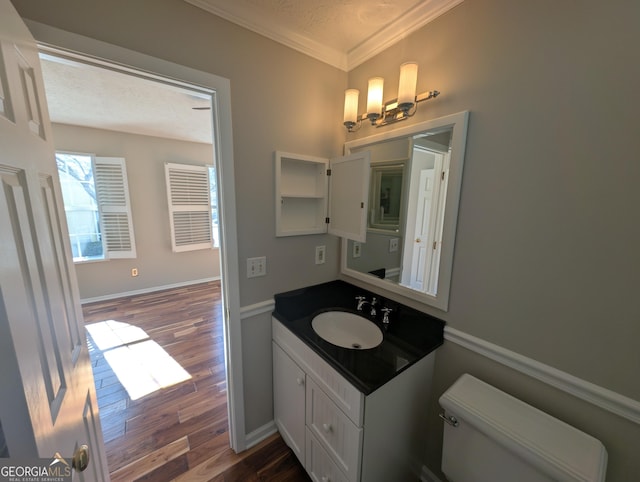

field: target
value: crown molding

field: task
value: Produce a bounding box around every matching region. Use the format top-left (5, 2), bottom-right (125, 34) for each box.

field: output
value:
top-left (347, 0), bottom-right (464, 70)
top-left (185, 0), bottom-right (463, 72)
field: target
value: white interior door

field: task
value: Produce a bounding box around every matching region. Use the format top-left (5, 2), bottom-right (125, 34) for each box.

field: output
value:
top-left (408, 168), bottom-right (435, 290)
top-left (426, 151), bottom-right (450, 294)
top-left (401, 149), bottom-right (446, 292)
top-left (0, 1), bottom-right (109, 479)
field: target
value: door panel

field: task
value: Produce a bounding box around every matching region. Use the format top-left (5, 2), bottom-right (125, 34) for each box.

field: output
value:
top-left (40, 174), bottom-right (84, 363)
top-left (0, 1), bottom-right (108, 478)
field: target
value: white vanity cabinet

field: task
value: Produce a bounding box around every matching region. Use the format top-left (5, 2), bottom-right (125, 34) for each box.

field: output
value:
top-left (272, 317), bottom-right (435, 482)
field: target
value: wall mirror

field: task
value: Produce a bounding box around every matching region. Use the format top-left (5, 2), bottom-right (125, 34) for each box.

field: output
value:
top-left (341, 111), bottom-right (469, 311)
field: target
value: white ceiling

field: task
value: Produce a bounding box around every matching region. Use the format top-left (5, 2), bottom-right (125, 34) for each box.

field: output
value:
top-left (41, 0), bottom-right (461, 145)
top-left (41, 54), bottom-right (214, 144)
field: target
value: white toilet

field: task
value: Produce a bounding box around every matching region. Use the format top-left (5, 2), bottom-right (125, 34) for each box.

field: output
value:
top-left (439, 374), bottom-right (608, 482)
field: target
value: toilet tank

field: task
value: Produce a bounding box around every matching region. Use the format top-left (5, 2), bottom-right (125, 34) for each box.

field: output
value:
top-left (439, 374), bottom-right (607, 482)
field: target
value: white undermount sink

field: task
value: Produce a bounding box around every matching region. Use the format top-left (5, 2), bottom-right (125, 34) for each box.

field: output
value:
top-left (311, 311), bottom-right (383, 349)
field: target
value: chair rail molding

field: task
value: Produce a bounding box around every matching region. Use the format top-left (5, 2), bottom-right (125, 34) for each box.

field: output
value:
top-left (445, 326), bottom-right (640, 425)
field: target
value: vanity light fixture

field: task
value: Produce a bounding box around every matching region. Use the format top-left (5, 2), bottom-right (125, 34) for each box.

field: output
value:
top-left (343, 62), bottom-right (440, 132)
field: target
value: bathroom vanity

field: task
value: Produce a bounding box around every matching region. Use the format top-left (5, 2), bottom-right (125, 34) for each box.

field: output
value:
top-left (272, 280), bottom-right (445, 481)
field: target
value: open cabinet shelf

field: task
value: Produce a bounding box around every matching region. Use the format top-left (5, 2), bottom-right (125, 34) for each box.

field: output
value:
top-left (275, 152), bottom-right (329, 237)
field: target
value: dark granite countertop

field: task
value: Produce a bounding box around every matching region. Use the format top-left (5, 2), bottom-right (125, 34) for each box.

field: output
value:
top-left (273, 280), bottom-right (445, 395)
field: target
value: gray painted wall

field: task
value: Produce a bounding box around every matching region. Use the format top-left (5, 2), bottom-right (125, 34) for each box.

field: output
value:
top-left (52, 123), bottom-right (220, 300)
top-left (343, 1), bottom-right (640, 479)
top-left (13, 0), bottom-right (640, 479)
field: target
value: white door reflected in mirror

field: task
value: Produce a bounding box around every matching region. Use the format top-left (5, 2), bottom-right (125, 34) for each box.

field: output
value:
top-left (341, 111), bottom-right (469, 312)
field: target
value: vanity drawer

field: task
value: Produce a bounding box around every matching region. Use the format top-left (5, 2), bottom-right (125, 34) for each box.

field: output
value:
top-left (273, 317), bottom-right (364, 425)
top-left (306, 378), bottom-right (362, 481)
top-left (306, 429), bottom-right (350, 482)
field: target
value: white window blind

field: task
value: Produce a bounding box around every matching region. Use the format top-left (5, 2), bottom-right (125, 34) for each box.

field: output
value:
top-left (165, 162), bottom-right (213, 252)
top-left (94, 157), bottom-right (136, 258)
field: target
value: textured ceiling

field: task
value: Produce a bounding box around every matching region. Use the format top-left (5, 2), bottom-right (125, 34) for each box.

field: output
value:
top-left (41, 54), bottom-right (214, 144)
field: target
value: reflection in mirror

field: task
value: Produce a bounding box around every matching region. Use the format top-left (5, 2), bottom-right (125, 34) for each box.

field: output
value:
top-left (370, 163), bottom-right (405, 231)
top-left (341, 112), bottom-right (469, 311)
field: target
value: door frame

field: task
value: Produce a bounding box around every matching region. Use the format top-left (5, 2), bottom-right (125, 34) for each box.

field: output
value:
top-left (26, 20), bottom-right (247, 451)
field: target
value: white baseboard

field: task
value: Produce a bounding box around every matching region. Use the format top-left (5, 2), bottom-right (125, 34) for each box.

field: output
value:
top-left (244, 421), bottom-right (277, 449)
top-left (385, 267), bottom-right (401, 279)
top-left (445, 326), bottom-right (640, 425)
top-left (80, 276), bottom-right (220, 304)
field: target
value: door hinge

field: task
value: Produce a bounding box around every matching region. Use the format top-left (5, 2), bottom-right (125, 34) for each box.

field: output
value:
top-left (361, 202), bottom-right (364, 208)
top-left (325, 217), bottom-right (330, 224)
top-left (327, 169), bottom-right (332, 176)
top-left (441, 171), bottom-right (445, 181)
top-left (433, 241), bottom-right (437, 250)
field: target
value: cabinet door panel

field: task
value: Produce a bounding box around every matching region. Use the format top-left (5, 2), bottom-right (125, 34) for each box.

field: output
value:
top-left (273, 342), bottom-right (306, 463)
top-left (306, 378), bottom-right (362, 481)
top-left (328, 151), bottom-right (370, 242)
top-left (306, 429), bottom-right (350, 482)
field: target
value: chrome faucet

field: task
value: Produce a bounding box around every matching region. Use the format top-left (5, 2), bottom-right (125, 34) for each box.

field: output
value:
top-left (355, 296), bottom-right (378, 317)
top-left (369, 297), bottom-right (378, 317)
top-left (381, 307), bottom-right (393, 326)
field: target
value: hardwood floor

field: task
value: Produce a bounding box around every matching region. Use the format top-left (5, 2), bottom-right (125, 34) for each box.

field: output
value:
top-left (82, 281), bottom-right (309, 481)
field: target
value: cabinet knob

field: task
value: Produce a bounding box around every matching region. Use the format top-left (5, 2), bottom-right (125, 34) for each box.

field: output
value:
top-left (322, 423), bottom-right (332, 433)
top-left (296, 377), bottom-right (304, 386)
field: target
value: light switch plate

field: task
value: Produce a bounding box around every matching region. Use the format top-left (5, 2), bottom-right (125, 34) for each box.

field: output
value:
top-left (315, 245), bottom-right (326, 264)
top-left (247, 256), bottom-right (266, 278)
top-left (353, 242), bottom-right (362, 258)
top-left (389, 238), bottom-right (399, 252)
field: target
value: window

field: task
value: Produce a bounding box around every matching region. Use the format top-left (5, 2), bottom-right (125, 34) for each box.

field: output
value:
top-left (56, 153), bottom-right (136, 262)
top-left (165, 162), bottom-right (218, 252)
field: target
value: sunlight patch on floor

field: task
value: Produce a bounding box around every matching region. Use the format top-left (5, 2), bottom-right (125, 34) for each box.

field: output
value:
top-left (86, 320), bottom-right (148, 350)
top-left (86, 320), bottom-right (192, 400)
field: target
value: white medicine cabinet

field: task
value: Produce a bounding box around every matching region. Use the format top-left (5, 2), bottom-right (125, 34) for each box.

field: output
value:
top-left (275, 151), bottom-right (370, 242)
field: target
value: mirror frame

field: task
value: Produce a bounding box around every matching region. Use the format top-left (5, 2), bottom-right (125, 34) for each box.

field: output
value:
top-left (341, 111), bottom-right (469, 311)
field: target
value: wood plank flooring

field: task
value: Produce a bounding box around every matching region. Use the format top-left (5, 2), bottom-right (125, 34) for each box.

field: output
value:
top-left (82, 281), bottom-right (309, 481)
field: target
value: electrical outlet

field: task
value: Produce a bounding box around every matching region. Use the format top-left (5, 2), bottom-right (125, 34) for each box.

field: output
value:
top-left (247, 256), bottom-right (267, 278)
top-left (389, 238), bottom-right (399, 252)
top-left (315, 245), bottom-right (326, 265)
top-left (131, 268), bottom-right (139, 277)
top-left (353, 242), bottom-right (362, 258)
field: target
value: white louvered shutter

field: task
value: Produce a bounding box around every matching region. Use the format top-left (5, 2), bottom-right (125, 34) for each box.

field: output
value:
top-left (94, 157), bottom-right (137, 258)
top-left (165, 163), bottom-right (213, 252)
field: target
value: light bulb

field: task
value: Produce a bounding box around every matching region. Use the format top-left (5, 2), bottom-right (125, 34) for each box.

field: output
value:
top-left (366, 77), bottom-right (384, 122)
top-left (343, 88), bottom-right (359, 129)
top-left (398, 62), bottom-right (418, 112)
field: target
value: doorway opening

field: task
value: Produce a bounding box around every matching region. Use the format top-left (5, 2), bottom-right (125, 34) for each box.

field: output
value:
top-left (39, 48), bottom-right (235, 478)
